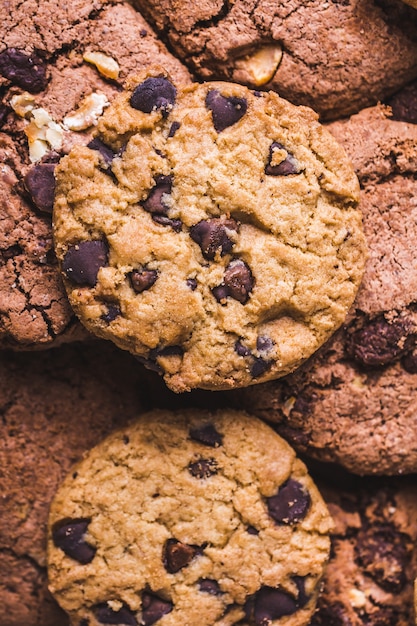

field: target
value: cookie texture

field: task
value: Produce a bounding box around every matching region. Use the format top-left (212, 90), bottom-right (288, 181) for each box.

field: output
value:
top-left (47, 409), bottom-right (332, 626)
top-left (130, 0), bottom-right (417, 121)
top-left (311, 471), bottom-right (417, 626)
top-left (0, 0), bottom-right (190, 349)
top-left (53, 68), bottom-right (366, 393)
top-left (234, 95), bottom-right (417, 475)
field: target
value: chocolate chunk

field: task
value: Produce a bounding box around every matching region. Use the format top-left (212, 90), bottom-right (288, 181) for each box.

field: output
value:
top-left (101, 304), bottom-right (121, 323)
top-left (224, 259), bottom-right (254, 304)
top-left (189, 423), bottom-right (223, 447)
top-left (293, 576), bottom-right (309, 608)
top-left (198, 579), bottom-right (222, 595)
top-left (94, 603), bottom-right (137, 625)
top-left (190, 218), bottom-right (238, 260)
top-left (188, 458), bottom-right (217, 478)
top-left (142, 175), bottom-right (172, 215)
top-left (355, 525), bottom-right (408, 592)
top-left (245, 586), bottom-right (299, 624)
top-left (62, 240), bottom-right (109, 287)
top-left (152, 215), bottom-right (182, 231)
top-left (247, 526), bottom-right (259, 535)
top-left (186, 278), bottom-right (197, 290)
top-left (211, 283), bottom-right (229, 303)
top-left (163, 538), bottom-right (200, 573)
top-left (386, 81), bottom-right (417, 124)
top-left (130, 77), bottom-right (176, 117)
top-left (87, 137), bottom-right (116, 169)
top-left (141, 591), bottom-right (173, 626)
top-left (129, 268), bottom-right (158, 293)
top-left (265, 142), bottom-right (300, 176)
top-left (24, 162), bottom-right (56, 213)
top-left (0, 48), bottom-right (48, 92)
top-left (205, 90), bottom-right (248, 132)
top-left (235, 339), bottom-right (251, 357)
top-left (256, 335), bottom-right (274, 353)
top-left (401, 348), bottom-right (417, 373)
top-left (251, 358), bottom-right (273, 378)
top-left (52, 518), bottom-right (96, 564)
top-left (266, 479), bottom-right (311, 524)
top-left (168, 121), bottom-right (181, 137)
top-left (347, 315), bottom-right (414, 367)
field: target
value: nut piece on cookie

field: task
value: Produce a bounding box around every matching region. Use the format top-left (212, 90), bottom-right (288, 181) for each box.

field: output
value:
top-left (47, 409), bottom-right (333, 626)
top-left (53, 68), bottom-right (367, 393)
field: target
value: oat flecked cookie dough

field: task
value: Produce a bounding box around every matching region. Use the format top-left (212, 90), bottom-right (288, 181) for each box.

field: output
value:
top-left (53, 68), bottom-right (366, 393)
top-left (47, 409), bottom-right (333, 626)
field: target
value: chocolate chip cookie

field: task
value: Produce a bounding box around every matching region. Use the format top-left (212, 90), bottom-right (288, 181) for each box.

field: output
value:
top-left (0, 0), bottom-right (190, 349)
top-left (311, 470), bottom-right (417, 626)
top-left (53, 68), bottom-right (366, 393)
top-left (234, 93), bottom-right (417, 475)
top-left (47, 408), bottom-right (332, 626)
top-left (130, 0), bottom-right (417, 121)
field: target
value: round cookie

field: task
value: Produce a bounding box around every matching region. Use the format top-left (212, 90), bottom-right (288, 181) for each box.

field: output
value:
top-left (47, 409), bottom-right (333, 626)
top-left (130, 0), bottom-right (417, 121)
top-left (311, 471), bottom-right (417, 626)
top-left (0, 0), bottom-right (190, 349)
top-left (233, 95), bottom-right (417, 475)
top-left (53, 68), bottom-right (366, 393)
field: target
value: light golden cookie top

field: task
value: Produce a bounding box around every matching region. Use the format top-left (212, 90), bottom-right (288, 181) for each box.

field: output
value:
top-left (48, 409), bottom-right (333, 626)
top-left (53, 68), bottom-right (366, 392)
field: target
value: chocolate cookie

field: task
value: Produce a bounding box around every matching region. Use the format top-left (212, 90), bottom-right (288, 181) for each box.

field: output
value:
top-left (234, 93), bottom-right (417, 475)
top-left (311, 470), bottom-right (417, 626)
top-left (0, 341), bottom-right (153, 626)
top-left (47, 409), bottom-right (332, 626)
top-left (130, 0), bottom-right (417, 121)
top-left (53, 68), bottom-right (366, 393)
top-left (0, 0), bottom-right (190, 349)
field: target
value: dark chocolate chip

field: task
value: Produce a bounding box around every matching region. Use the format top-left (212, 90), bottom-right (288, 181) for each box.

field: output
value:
top-left (189, 423), bottom-right (223, 447)
top-left (224, 259), bottom-right (254, 304)
top-left (87, 137), bottom-right (116, 169)
top-left (265, 142), bottom-right (300, 176)
top-left (247, 526), bottom-right (259, 535)
top-left (163, 538), bottom-right (200, 573)
top-left (401, 348), bottom-right (417, 373)
top-left (355, 525), bottom-right (408, 592)
top-left (135, 356), bottom-right (163, 375)
top-left (129, 268), bottom-right (158, 293)
top-left (235, 339), bottom-right (251, 357)
top-left (190, 218), bottom-right (239, 260)
top-left (266, 479), bottom-right (311, 524)
top-left (256, 335), bottom-right (274, 353)
top-left (94, 603), bottom-right (137, 625)
top-left (186, 277), bottom-right (197, 290)
top-left (346, 315), bottom-right (414, 367)
top-left (245, 586), bottom-right (299, 624)
top-left (251, 357), bottom-right (273, 378)
top-left (142, 175), bottom-right (172, 215)
top-left (211, 283), bottom-right (230, 304)
top-left (0, 48), bottom-right (48, 92)
top-left (293, 576), bottom-right (309, 608)
top-left (198, 579), bottom-right (222, 595)
top-left (52, 518), bottom-right (96, 564)
top-left (152, 215), bottom-right (182, 232)
top-left (62, 240), bottom-right (108, 287)
top-left (188, 458), bottom-right (218, 478)
top-left (386, 81), bottom-right (417, 124)
top-left (24, 163), bottom-right (56, 213)
top-left (168, 121), bottom-right (181, 137)
top-left (141, 591), bottom-right (173, 626)
top-left (205, 90), bottom-right (248, 132)
top-left (101, 304), bottom-right (121, 323)
top-left (130, 77), bottom-right (176, 117)
top-left (123, 434), bottom-right (130, 444)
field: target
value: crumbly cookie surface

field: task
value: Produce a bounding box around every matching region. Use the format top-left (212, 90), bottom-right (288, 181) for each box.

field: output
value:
top-left (53, 69), bottom-right (366, 392)
top-left (48, 409), bottom-right (332, 626)
top-left (235, 98), bottom-right (417, 475)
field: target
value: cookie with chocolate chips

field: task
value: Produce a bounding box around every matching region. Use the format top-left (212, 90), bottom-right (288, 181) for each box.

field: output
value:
top-left (53, 68), bottom-right (366, 392)
top-left (235, 93), bottom-right (417, 475)
top-left (0, 0), bottom-right (190, 349)
top-left (47, 409), bottom-right (333, 626)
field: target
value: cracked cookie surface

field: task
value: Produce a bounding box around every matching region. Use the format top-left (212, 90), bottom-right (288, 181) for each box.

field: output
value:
top-left (47, 408), bottom-right (332, 626)
top-left (235, 95), bottom-right (417, 475)
top-left (53, 69), bottom-right (366, 393)
top-left (130, 0), bottom-right (417, 121)
top-left (0, 0), bottom-right (190, 349)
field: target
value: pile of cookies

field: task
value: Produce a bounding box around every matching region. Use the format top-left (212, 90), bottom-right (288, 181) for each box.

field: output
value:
top-left (1, 0), bottom-right (417, 624)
